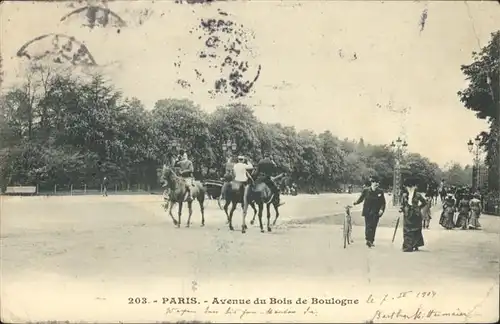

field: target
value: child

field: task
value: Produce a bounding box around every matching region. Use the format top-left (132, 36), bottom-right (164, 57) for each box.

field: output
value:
top-left (421, 196), bottom-right (432, 229)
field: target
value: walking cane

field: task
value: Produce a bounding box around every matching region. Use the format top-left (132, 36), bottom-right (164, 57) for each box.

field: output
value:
top-left (392, 216), bottom-right (400, 243)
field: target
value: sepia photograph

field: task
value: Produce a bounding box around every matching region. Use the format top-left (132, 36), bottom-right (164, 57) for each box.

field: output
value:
top-left (1, 0), bottom-right (499, 322)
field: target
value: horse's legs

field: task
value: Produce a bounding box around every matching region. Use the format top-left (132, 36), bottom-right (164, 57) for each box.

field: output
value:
top-left (241, 206), bottom-right (248, 234)
top-left (168, 202), bottom-right (178, 226)
top-left (272, 202), bottom-right (280, 226)
top-left (224, 199), bottom-right (231, 224)
top-left (199, 196), bottom-right (205, 227)
top-left (177, 202), bottom-right (183, 228)
top-left (228, 201), bottom-right (237, 231)
top-left (241, 185), bottom-right (250, 234)
top-left (266, 203), bottom-right (272, 232)
top-left (186, 201), bottom-right (193, 227)
top-left (250, 202), bottom-right (258, 225)
top-left (257, 202), bottom-right (264, 233)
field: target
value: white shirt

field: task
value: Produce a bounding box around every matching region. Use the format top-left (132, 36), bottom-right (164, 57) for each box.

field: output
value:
top-left (233, 162), bottom-right (253, 182)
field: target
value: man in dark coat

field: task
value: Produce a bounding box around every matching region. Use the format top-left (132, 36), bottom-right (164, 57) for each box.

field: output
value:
top-left (254, 153), bottom-right (280, 202)
top-left (353, 176), bottom-right (386, 248)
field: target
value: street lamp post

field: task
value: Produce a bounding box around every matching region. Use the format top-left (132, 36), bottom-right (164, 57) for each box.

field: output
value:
top-left (221, 139), bottom-right (237, 159)
top-left (467, 135), bottom-right (481, 192)
top-left (390, 137), bottom-right (408, 206)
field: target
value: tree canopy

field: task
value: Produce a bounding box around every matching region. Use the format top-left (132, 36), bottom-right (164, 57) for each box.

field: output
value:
top-left (458, 30), bottom-right (500, 191)
top-left (0, 64), bottom-right (452, 193)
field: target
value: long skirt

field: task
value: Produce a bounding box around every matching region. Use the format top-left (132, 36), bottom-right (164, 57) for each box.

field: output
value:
top-left (403, 208), bottom-right (424, 252)
top-left (455, 208), bottom-right (470, 229)
top-left (469, 207), bottom-right (482, 229)
top-left (439, 207), bottom-right (455, 229)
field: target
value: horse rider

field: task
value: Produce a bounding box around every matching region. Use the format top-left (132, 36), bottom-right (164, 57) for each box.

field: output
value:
top-left (233, 155), bottom-right (254, 203)
top-left (254, 153), bottom-right (280, 204)
top-left (221, 156), bottom-right (235, 200)
top-left (175, 150), bottom-right (195, 202)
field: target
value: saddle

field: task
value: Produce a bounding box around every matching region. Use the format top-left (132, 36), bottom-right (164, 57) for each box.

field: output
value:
top-left (181, 177), bottom-right (195, 189)
top-left (230, 180), bottom-right (246, 193)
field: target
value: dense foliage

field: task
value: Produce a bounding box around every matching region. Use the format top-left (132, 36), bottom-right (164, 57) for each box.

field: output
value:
top-left (0, 64), bottom-right (457, 193)
top-left (458, 31), bottom-right (500, 192)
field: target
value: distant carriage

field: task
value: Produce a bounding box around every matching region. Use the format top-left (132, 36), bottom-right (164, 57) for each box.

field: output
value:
top-left (203, 179), bottom-right (224, 200)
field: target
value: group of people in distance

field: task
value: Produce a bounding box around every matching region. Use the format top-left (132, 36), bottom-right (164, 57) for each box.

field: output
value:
top-left (351, 175), bottom-right (483, 253)
top-left (440, 190), bottom-right (482, 230)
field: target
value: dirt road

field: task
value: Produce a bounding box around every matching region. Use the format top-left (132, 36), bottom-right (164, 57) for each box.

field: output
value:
top-left (1, 194), bottom-right (498, 323)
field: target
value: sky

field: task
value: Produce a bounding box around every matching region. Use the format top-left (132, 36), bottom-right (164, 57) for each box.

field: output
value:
top-left (1, 0), bottom-right (499, 168)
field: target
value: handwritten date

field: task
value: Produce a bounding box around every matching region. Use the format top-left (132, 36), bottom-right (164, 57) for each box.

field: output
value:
top-left (366, 291), bottom-right (437, 305)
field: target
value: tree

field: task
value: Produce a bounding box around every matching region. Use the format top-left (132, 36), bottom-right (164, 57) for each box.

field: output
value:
top-left (442, 163), bottom-right (472, 187)
top-left (458, 30), bottom-right (500, 191)
top-left (401, 153), bottom-right (441, 190)
top-left (151, 98), bottom-right (213, 177)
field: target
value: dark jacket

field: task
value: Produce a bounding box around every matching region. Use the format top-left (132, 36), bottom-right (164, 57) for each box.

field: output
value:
top-left (354, 187), bottom-right (386, 217)
top-left (256, 158), bottom-right (276, 177)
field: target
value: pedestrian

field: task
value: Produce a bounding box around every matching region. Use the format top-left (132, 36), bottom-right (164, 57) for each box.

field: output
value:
top-left (455, 193), bottom-right (471, 230)
top-left (400, 177), bottom-right (426, 252)
top-left (468, 193), bottom-right (482, 230)
top-left (421, 196), bottom-right (432, 229)
top-left (352, 175), bottom-right (386, 248)
top-left (102, 176), bottom-right (108, 197)
top-left (439, 193), bottom-right (456, 229)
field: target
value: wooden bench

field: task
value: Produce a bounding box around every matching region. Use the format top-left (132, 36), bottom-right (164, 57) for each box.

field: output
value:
top-left (4, 186), bottom-right (37, 196)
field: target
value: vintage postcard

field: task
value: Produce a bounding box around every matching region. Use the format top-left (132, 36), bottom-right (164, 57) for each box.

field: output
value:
top-left (1, 0), bottom-right (499, 323)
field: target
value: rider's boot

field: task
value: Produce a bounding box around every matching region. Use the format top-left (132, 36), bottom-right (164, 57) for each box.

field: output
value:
top-left (185, 184), bottom-right (193, 202)
top-left (269, 180), bottom-right (284, 206)
top-left (185, 190), bottom-right (193, 202)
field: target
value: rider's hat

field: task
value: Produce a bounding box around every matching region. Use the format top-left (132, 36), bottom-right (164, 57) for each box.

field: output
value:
top-left (179, 149), bottom-right (185, 155)
top-left (237, 155), bottom-right (245, 161)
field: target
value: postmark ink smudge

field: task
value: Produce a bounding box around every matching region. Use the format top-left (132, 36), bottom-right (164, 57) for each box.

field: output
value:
top-left (60, 5), bottom-right (127, 29)
top-left (181, 14), bottom-right (260, 100)
top-left (419, 8), bottom-right (428, 32)
top-left (16, 34), bottom-right (97, 66)
top-left (177, 79), bottom-right (191, 89)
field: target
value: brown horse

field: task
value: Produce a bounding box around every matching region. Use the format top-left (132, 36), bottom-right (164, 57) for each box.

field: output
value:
top-left (222, 180), bottom-right (254, 232)
top-left (161, 164), bottom-right (206, 227)
top-left (243, 173), bottom-right (285, 233)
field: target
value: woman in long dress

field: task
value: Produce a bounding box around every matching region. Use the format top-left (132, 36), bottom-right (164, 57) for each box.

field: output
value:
top-left (439, 194), bottom-right (456, 229)
top-left (468, 193), bottom-right (482, 230)
top-left (455, 194), bottom-right (471, 230)
top-left (400, 178), bottom-right (426, 252)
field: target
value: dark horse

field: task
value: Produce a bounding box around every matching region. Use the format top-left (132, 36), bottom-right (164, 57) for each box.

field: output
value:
top-left (243, 173), bottom-right (285, 233)
top-left (221, 179), bottom-right (256, 233)
top-left (161, 164), bottom-right (206, 227)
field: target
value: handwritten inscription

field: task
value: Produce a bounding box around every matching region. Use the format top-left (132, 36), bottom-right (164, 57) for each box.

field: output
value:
top-left (127, 296), bottom-right (361, 319)
top-left (372, 307), bottom-right (468, 321)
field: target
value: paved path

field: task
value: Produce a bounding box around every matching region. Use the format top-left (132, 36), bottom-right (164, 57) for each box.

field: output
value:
top-left (1, 194), bottom-right (498, 323)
